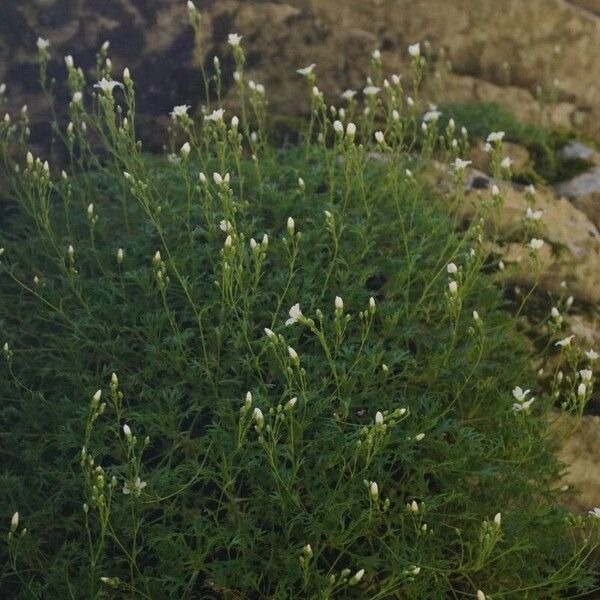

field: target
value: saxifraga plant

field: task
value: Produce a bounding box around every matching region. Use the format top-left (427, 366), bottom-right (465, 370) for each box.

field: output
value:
top-left (0, 15), bottom-right (598, 600)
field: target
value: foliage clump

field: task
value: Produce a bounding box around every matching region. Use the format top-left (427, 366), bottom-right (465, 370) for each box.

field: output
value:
top-left (0, 26), bottom-right (598, 600)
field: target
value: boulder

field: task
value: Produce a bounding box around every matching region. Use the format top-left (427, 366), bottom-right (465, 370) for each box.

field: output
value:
top-left (555, 167), bottom-right (600, 229)
top-left (558, 141), bottom-right (600, 165)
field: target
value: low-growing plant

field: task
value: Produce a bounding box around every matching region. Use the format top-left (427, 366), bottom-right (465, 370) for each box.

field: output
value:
top-left (0, 20), bottom-right (598, 600)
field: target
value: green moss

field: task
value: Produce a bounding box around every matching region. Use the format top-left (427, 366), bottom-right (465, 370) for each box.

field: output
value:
top-left (440, 101), bottom-right (590, 183)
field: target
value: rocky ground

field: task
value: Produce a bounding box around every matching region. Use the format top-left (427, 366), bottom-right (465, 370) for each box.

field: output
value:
top-left (1, 0), bottom-right (599, 509)
top-left (1, 0), bottom-right (600, 143)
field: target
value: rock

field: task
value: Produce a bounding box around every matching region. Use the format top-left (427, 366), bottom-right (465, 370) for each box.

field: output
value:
top-left (3, 0), bottom-right (600, 149)
top-left (555, 167), bottom-right (600, 229)
top-left (558, 414), bottom-right (600, 512)
top-left (468, 141), bottom-right (531, 174)
top-left (565, 314), bottom-right (600, 349)
top-left (558, 141), bottom-right (600, 166)
top-left (455, 169), bottom-right (600, 305)
top-left (568, 0), bottom-right (600, 17)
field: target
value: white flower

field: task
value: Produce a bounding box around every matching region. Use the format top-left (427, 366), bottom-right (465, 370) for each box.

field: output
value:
top-left (285, 303), bottom-right (303, 326)
top-left (446, 262), bottom-right (458, 274)
top-left (526, 184), bottom-right (536, 196)
top-left (333, 120), bottom-right (343, 134)
top-left (117, 248), bottom-right (124, 263)
top-left (486, 131), bottom-right (505, 143)
top-left (500, 156), bottom-right (513, 169)
top-left (37, 37), bottom-right (50, 51)
top-left (408, 43), bottom-right (420, 57)
top-left (94, 78), bottom-right (124, 93)
top-left (264, 327), bottom-right (276, 339)
top-left (578, 382), bottom-right (587, 398)
top-left (363, 85), bottom-right (380, 96)
top-left (406, 96), bottom-right (415, 107)
top-left (288, 346), bottom-right (299, 362)
top-left (87, 203), bottom-right (94, 218)
top-left (512, 386), bottom-right (531, 402)
top-left (375, 411), bottom-right (384, 425)
top-left (340, 89), bottom-right (357, 100)
top-left (219, 220), bottom-right (232, 233)
top-left (528, 238), bottom-right (544, 251)
top-left (375, 130), bottom-right (385, 145)
top-left (491, 184), bottom-right (500, 197)
top-left (205, 108), bottom-right (225, 122)
top-left (588, 507), bottom-right (600, 518)
top-left (93, 389), bottom-right (102, 403)
top-left (453, 158), bottom-right (471, 170)
top-left (346, 122), bottom-right (357, 138)
top-left (551, 306), bottom-right (560, 319)
top-left (11, 511), bottom-right (19, 532)
top-left (287, 216), bottom-right (295, 234)
top-left (512, 398), bottom-right (535, 412)
top-left (123, 424), bottom-right (132, 439)
top-left (371, 49), bottom-right (381, 61)
top-left (448, 280), bottom-right (458, 295)
top-left (580, 369), bottom-right (593, 382)
top-left (369, 296), bottom-right (376, 311)
top-left (123, 67), bottom-right (130, 81)
top-left (285, 397), bottom-right (297, 411)
top-left (414, 432), bottom-right (425, 441)
top-left (555, 335), bottom-right (574, 348)
top-left (296, 64), bottom-right (316, 77)
top-left (494, 512), bottom-right (502, 526)
top-left (170, 104), bottom-right (190, 118)
top-left (228, 33), bottom-right (242, 46)
top-left (585, 349), bottom-right (599, 361)
top-left (64, 55), bottom-right (74, 68)
top-left (180, 142), bottom-right (191, 157)
top-left (335, 296), bottom-right (344, 312)
top-left (423, 110), bottom-right (441, 123)
top-left (526, 207), bottom-right (544, 220)
top-left (483, 142), bottom-right (492, 153)
top-left (123, 476), bottom-right (147, 496)
top-left (477, 591), bottom-right (486, 600)
top-left (224, 235), bottom-right (233, 248)
top-left (72, 92), bottom-right (82, 104)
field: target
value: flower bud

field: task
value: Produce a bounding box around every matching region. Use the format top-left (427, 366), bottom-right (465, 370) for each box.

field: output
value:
top-left (10, 511), bottom-right (19, 532)
top-left (370, 481), bottom-right (379, 499)
top-left (349, 569), bottom-right (364, 585)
